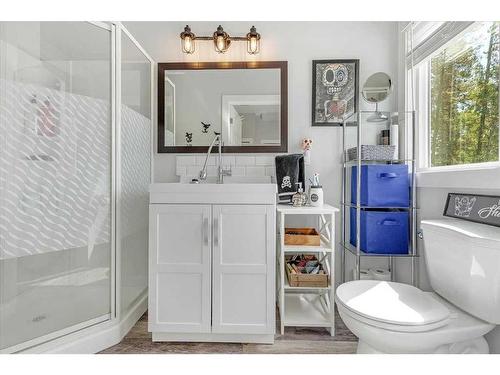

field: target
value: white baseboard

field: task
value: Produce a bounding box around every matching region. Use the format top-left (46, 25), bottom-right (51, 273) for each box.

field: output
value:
top-left (19, 293), bottom-right (147, 354)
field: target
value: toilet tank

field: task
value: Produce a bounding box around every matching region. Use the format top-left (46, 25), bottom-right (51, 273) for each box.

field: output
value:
top-left (421, 219), bottom-right (500, 324)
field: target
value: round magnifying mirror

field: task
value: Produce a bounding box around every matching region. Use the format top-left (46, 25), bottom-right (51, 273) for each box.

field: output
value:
top-left (362, 72), bottom-right (392, 103)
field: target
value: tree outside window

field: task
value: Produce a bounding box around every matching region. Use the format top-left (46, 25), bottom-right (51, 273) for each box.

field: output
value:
top-left (430, 22), bottom-right (499, 167)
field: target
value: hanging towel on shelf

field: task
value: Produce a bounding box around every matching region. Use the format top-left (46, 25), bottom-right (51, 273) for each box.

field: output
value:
top-left (275, 154), bottom-right (305, 204)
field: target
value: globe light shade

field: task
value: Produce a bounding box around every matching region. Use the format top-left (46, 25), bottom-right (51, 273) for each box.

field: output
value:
top-left (246, 26), bottom-right (260, 55)
top-left (180, 25), bottom-right (195, 54)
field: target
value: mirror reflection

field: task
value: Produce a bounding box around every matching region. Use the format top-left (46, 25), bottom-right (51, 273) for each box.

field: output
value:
top-left (362, 72), bottom-right (392, 103)
top-left (222, 95), bottom-right (280, 146)
top-left (163, 68), bottom-right (281, 147)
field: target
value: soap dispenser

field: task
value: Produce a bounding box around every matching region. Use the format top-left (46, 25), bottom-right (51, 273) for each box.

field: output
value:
top-left (292, 182), bottom-right (307, 207)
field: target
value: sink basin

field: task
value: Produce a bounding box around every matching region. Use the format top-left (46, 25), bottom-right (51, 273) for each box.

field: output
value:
top-left (150, 180), bottom-right (277, 204)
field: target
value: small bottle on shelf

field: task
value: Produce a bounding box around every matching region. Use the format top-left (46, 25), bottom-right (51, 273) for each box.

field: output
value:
top-left (291, 182), bottom-right (307, 207)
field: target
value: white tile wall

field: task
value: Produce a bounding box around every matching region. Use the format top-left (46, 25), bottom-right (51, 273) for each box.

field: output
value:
top-left (235, 156), bottom-right (256, 166)
top-left (176, 165), bottom-right (186, 176)
top-left (186, 165), bottom-right (202, 176)
top-left (195, 155), bottom-right (215, 166)
top-left (245, 166), bottom-right (266, 177)
top-left (255, 156), bottom-right (274, 166)
top-left (177, 156), bottom-right (197, 166)
top-left (222, 155), bottom-right (235, 166)
top-left (231, 166), bottom-right (246, 176)
top-left (265, 166), bottom-right (275, 177)
top-left (175, 155), bottom-right (276, 180)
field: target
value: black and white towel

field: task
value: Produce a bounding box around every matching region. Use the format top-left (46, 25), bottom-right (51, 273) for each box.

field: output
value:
top-left (275, 154), bottom-right (305, 204)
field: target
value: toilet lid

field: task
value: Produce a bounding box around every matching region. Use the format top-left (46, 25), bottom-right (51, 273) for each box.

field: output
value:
top-left (336, 280), bottom-right (450, 327)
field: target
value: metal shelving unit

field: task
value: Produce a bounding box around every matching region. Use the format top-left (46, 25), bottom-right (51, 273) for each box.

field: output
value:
top-left (277, 204), bottom-right (339, 336)
top-left (340, 110), bottom-right (418, 285)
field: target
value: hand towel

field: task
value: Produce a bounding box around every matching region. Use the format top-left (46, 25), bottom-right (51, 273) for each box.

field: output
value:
top-left (275, 154), bottom-right (305, 204)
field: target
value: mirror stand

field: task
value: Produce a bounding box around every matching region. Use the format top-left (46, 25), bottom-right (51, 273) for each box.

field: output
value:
top-left (367, 102), bottom-right (389, 122)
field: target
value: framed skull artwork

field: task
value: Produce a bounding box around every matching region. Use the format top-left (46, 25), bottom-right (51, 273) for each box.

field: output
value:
top-left (311, 59), bottom-right (359, 126)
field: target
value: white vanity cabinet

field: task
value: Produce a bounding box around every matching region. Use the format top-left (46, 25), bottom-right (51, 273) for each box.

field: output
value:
top-left (148, 183), bottom-right (276, 344)
top-left (211, 205), bottom-right (275, 335)
top-left (148, 204), bottom-right (212, 334)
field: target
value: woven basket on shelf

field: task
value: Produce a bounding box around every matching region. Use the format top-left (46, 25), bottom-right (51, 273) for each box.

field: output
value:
top-left (347, 145), bottom-right (396, 161)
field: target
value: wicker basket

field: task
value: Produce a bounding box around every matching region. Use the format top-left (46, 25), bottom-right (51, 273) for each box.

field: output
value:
top-left (285, 255), bottom-right (328, 287)
top-left (347, 145), bottom-right (396, 161)
top-left (284, 228), bottom-right (320, 246)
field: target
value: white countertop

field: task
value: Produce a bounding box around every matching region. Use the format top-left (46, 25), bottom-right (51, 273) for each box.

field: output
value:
top-left (276, 203), bottom-right (339, 214)
top-left (150, 182), bottom-right (277, 205)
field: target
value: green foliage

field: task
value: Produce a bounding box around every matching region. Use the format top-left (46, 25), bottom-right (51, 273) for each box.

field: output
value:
top-left (430, 23), bottom-right (499, 167)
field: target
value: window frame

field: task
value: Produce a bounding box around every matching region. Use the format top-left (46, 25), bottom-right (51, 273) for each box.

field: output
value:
top-left (413, 22), bottom-right (500, 174)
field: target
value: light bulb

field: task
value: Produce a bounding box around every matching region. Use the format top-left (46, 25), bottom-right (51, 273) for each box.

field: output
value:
top-left (246, 26), bottom-right (260, 55)
top-left (213, 25), bottom-right (230, 53)
top-left (216, 35), bottom-right (225, 52)
top-left (183, 35), bottom-right (194, 54)
top-left (248, 36), bottom-right (258, 54)
top-left (180, 25), bottom-right (196, 54)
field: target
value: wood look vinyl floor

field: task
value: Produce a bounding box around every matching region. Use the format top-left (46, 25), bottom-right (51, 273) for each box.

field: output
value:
top-left (99, 309), bottom-right (358, 354)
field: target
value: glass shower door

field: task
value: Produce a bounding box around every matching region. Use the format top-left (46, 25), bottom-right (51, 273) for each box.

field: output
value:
top-left (0, 22), bottom-right (113, 351)
top-left (119, 29), bottom-right (152, 316)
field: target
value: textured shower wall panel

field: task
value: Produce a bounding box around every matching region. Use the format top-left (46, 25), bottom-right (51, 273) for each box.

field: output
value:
top-left (120, 104), bottom-right (150, 237)
top-left (0, 79), bottom-right (111, 260)
top-left (120, 104), bottom-right (151, 309)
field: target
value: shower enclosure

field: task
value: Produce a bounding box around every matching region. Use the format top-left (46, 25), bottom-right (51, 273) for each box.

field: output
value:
top-left (0, 22), bottom-right (153, 353)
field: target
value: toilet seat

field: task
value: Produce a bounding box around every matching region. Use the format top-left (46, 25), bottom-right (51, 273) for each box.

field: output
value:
top-left (336, 280), bottom-right (451, 332)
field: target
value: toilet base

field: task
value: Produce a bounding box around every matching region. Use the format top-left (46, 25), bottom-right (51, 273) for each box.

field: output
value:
top-left (356, 337), bottom-right (489, 354)
top-left (357, 340), bottom-right (384, 354)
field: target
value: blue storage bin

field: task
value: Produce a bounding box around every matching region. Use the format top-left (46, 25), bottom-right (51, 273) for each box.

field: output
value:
top-left (350, 208), bottom-right (409, 254)
top-left (351, 165), bottom-right (409, 207)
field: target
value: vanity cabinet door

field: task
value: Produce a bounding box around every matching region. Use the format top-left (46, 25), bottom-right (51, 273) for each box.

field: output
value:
top-left (211, 205), bottom-right (275, 334)
top-left (148, 204), bottom-right (212, 333)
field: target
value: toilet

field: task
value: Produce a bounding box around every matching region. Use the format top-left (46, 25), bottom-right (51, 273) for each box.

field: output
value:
top-left (336, 218), bottom-right (500, 354)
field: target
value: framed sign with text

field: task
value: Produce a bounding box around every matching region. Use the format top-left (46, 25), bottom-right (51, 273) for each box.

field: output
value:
top-left (443, 193), bottom-right (500, 228)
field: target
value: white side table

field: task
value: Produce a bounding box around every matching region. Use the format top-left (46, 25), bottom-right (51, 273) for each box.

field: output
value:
top-left (276, 203), bottom-right (339, 336)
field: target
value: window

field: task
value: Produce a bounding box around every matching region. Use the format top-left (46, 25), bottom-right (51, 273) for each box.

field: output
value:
top-left (414, 22), bottom-right (499, 169)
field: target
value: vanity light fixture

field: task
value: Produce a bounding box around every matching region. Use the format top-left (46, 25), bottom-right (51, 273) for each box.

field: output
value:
top-left (246, 26), bottom-right (260, 54)
top-left (180, 25), bottom-right (196, 54)
top-left (180, 24), bottom-right (261, 55)
top-left (214, 25), bottom-right (231, 53)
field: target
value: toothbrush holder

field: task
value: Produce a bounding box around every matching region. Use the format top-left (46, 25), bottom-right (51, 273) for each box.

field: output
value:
top-left (308, 185), bottom-right (323, 207)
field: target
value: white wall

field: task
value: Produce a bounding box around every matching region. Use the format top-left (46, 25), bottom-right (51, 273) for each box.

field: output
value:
top-left (125, 21), bottom-right (399, 183)
top-left (125, 21), bottom-right (400, 284)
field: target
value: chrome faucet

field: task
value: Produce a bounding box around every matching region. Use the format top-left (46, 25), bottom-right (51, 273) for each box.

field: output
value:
top-left (199, 132), bottom-right (232, 184)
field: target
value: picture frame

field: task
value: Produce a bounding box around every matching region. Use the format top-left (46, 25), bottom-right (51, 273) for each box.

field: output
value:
top-left (311, 59), bottom-right (359, 126)
top-left (157, 61), bottom-right (288, 153)
top-left (443, 193), bottom-right (500, 228)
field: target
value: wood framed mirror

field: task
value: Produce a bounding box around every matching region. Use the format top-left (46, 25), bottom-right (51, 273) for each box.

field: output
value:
top-left (157, 61), bottom-right (288, 153)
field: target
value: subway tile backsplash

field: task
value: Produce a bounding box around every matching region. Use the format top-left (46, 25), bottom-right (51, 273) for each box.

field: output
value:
top-left (235, 156), bottom-right (256, 166)
top-left (176, 155), bottom-right (197, 166)
top-left (176, 155), bottom-right (276, 180)
top-left (255, 156), bottom-right (275, 166)
top-left (245, 166), bottom-right (266, 177)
